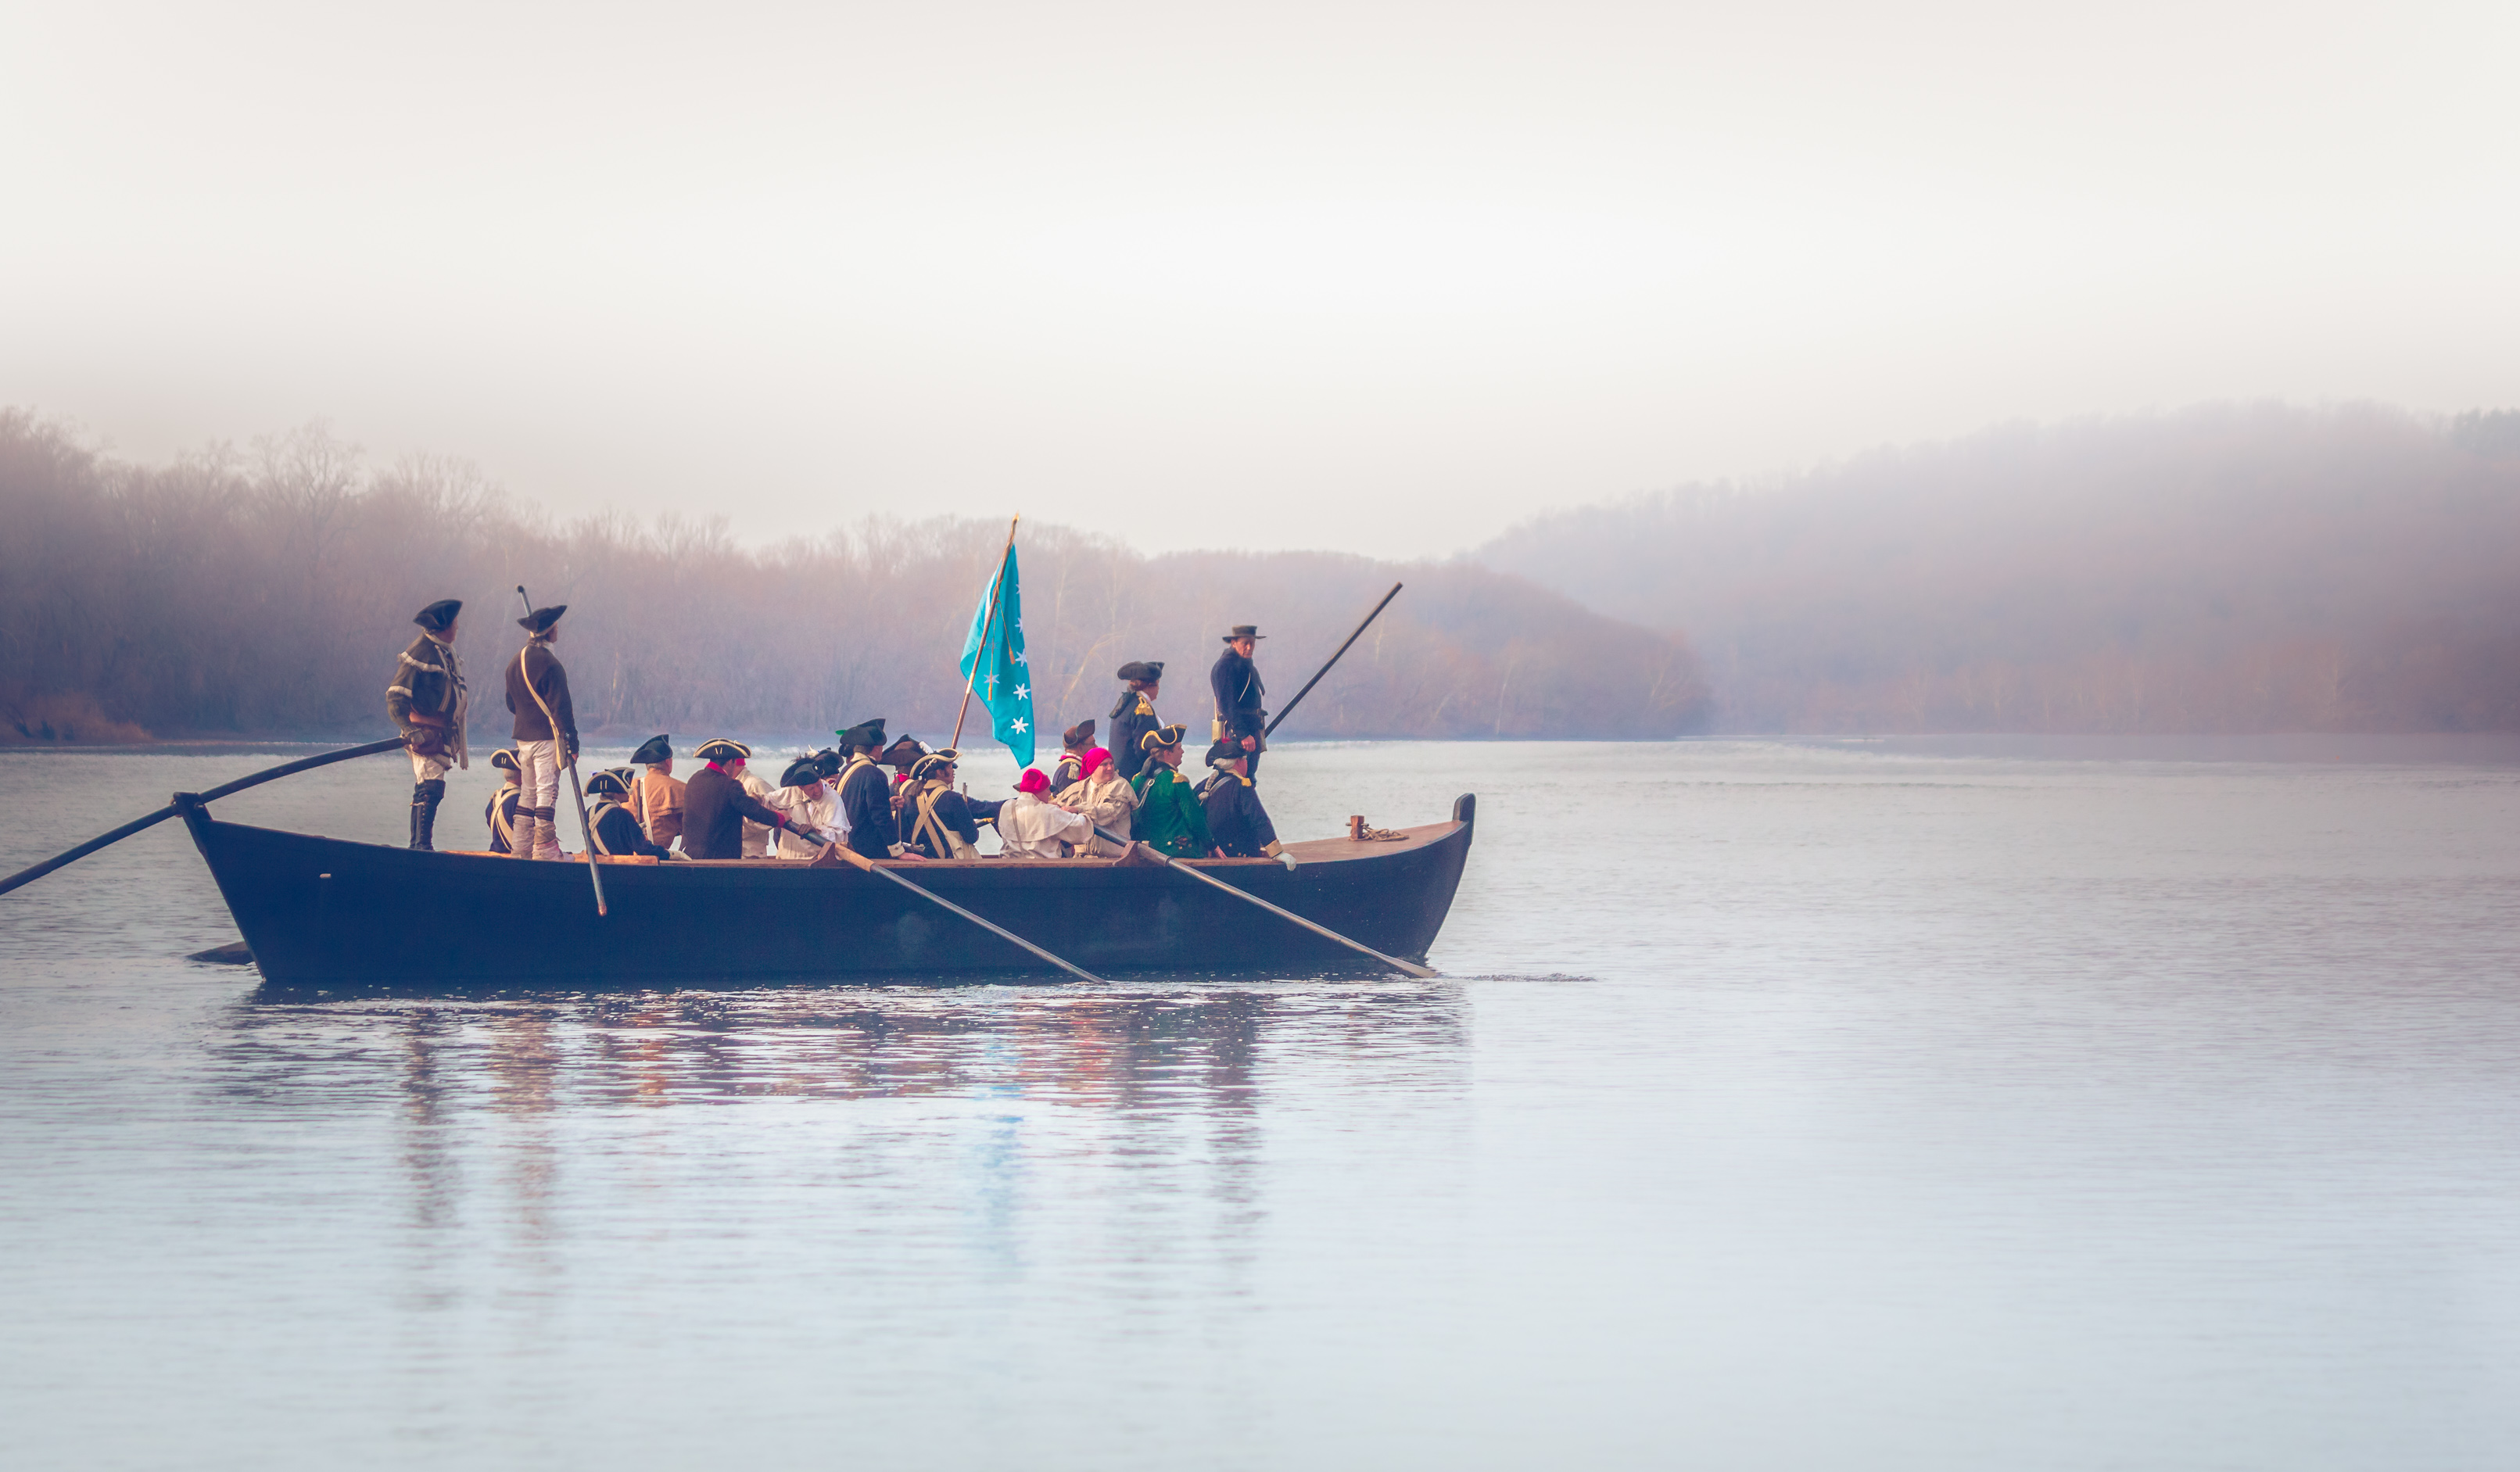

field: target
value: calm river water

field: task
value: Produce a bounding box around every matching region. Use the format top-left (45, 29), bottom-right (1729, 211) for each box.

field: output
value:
top-left (4, 736), bottom-right (2518, 1470)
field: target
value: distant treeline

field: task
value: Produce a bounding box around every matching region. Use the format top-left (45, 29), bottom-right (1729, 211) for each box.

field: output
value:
top-left (1481, 403), bottom-right (2520, 733)
top-left (0, 411), bottom-right (1708, 745)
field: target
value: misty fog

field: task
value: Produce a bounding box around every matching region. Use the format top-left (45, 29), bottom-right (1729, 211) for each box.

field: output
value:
top-left (1485, 404), bottom-right (2520, 733)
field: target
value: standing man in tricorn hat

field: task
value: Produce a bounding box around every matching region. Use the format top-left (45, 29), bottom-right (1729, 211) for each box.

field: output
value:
top-left (1210, 625), bottom-right (1267, 779)
top-left (1109, 661), bottom-right (1165, 783)
top-left (505, 603), bottom-right (577, 861)
top-left (385, 599), bottom-right (468, 851)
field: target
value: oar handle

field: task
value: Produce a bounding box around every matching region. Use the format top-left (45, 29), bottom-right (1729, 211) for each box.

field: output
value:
top-left (1092, 825), bottom-right (1437, 979)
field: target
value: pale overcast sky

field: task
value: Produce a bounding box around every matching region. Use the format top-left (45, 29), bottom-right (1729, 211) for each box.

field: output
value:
top-left (4, 1), bottom-right (2515, 557)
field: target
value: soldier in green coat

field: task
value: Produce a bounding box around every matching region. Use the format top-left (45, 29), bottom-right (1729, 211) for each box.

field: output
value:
top-left (1129, 724), bottom-right (1220, 858)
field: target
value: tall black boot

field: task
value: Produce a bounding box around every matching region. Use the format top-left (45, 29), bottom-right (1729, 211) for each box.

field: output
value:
top-left (413, 779), bottom-right (446, 851)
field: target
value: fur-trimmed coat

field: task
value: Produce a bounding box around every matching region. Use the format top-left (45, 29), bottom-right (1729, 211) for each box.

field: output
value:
top-left (385, 632), bottom-right (468, 768)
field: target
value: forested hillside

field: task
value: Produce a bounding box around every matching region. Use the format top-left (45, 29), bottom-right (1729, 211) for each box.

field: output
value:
top-left (1479, 404), bottom-right (2520, 732)
top-left (0, 412), bottom-right (1707, 744)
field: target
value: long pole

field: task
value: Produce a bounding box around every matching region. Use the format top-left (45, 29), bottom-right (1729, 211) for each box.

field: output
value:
top-left (1092, 824), bottom-right (1438, 978)
top-left (823, 841), bottom-right (1106, 983)
top-left (950, 514), bottom-right (1022, 752)
top-left (1, 737), bottom-right (405, 898)
top-left (518, 586), bottom-right (608, 918)
top-left (1264, 582), bottom-right (1402, 738)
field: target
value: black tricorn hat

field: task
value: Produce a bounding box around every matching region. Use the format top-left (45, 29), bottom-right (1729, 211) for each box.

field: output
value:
top-left (1220, 625), bottom-right (1263, 642)
top-left (516, 604), bottom-right (567, 634)
top-left (630, 735), bottom-right (672, 766)
top-left (586, 767), bottom-right (633, 799)
top-left (812, 748), bottom-right (843, 779)
top-left (413, 599), bottom-right (461, 632)
top-left (779, 757), bottom-right (823, 789)
top-left (1117, 660), bottom-right (1165, 682)
top-left (696, 736), bottom-right (751, 763)
top-left (837, 718), bottom-right (887, 751)
top-left (1203, 740), bottom-right (1246, 768)
top-left (489, 747), bottom-right (521, 774)
top-left (1063, 718), bottom-right (1096, 749)
top-left (1141, 722), bottom-right (1188, 752)
top-left (879, 733), bottom-right (924, 766)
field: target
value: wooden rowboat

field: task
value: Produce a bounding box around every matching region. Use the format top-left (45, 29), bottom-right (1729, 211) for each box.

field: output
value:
top-left (173, 791), bottom-right (1477, 987)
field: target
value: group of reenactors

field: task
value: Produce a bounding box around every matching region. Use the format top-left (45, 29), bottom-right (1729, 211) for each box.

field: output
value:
top-left (385, 603), bottom-right (1292, 867)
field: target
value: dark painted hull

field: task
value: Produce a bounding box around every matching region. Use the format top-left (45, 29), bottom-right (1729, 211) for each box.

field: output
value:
top-left (178, 793), bottom-right (1476, 987)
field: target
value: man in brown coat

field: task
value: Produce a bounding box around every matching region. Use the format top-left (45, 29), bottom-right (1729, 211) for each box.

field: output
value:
top-left (629, 734), bottom-right (686, 851)
top-left (504, 604), bottom-right (578, 861)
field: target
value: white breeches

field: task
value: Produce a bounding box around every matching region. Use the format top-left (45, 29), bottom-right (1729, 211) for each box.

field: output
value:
top-left (515, 740), bottom-right (563, 859)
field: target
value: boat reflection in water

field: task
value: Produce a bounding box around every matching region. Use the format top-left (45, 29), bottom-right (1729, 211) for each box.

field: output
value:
top-left (204, 983), bottom-right (1474, 1263)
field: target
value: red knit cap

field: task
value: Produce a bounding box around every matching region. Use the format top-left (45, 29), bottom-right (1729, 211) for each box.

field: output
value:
top-left (1014, 768), bottom-right (1050, 793)
top-left (1081, 747), bottom-right (1112, 775)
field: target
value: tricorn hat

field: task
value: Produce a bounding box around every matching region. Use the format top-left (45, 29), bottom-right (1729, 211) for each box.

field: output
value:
top-left (413, 599), bottom-right (461, 632)
top-left (779, 757), bottom-right (823, 789)
top-left (1062, 719), bottom-right (1095, 749)
top-left (879, 732), bottom-right (925, 767)
top-left (1117, 660), bottom-right (1164, 682)
top-left (696, 736), bottom-right (751, 764)
top-left (516, 604), bottom-right (567, 635)
top-left (1220, 625), bottom-right (1263, 642)
top-left (910, 750), bottom-right (958, 783)
top-left (837, 718), bottom-right (887, 752)
top-left (812, 747), bottom-right (843, 779)
top-left (630, 734), bottom-right (672, 766)
top-left (1141, 722), bottom-right (1188, 753)
top-left (1204, 740), bottom-right (1246, 768)
top-left (489, 747), bottom-right (521, 774)
top-left (586, 767), bottom-right (633, 800)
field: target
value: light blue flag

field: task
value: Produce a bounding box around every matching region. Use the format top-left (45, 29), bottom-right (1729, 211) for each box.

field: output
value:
top-left (957, 542), bottom-right (1035, 767)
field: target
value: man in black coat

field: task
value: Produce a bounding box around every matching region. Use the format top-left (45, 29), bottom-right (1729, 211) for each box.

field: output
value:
top-left (1109, 661), bottom-right (1165, 783)
top-left (682, 738), bottom-right (812, 859)
top-left (1209, 626), bottom-right (1267, 778)
top-left (834, 719), bottom-right (914, 861)
top-left (504, 603), bottom-right (578, 861)
top-left (897, 750), bottom-right (984, 859)
top-left (385, 598), bottom-right (468, 851)
top-left (1199, 741), bottom-right (1293, 865)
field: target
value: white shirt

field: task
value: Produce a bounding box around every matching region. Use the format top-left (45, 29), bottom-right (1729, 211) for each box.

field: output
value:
top-left (768, 785), bottom-right (839, 858)
top-left (995, 790), bottom-right (1092, 859)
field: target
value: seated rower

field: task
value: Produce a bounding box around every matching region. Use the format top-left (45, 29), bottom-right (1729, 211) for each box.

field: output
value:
top-left (629, 735), bottom-right (686, 851)
top-left (1049, 720), bottom-right (1095, 796)
top-left (770, 754), bottom-right (844, 860)
top-left (586, 768), bottom-right (676, 860)
top-left (1128, 724), bottom-right (1220, 858)
top-left (997, 766), bottom-right (1093, 858)
top-left (484, 748), bottom-right (525, 854)
top-left (1054, 745), bottom-right (1137, 857)
top-left (1201, 743), bottom-right (1296, 868)
top-left (898, 750), bottom-right (985, 859)
top-left (683, 738), bottom-right (824, 859)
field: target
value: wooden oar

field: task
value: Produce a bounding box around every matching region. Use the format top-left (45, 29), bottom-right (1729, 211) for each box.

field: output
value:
top-left (1092, 825), bottom-right (1438, 979)
top-left (821, 842), bottom-right (1107, 983)
top-left (1264, 581), bottom-right (1402, 739)
top-left (0, 736), bottom-right (406, 898)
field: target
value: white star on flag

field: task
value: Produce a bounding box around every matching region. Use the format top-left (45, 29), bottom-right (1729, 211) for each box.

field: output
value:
top-left (1013, 684), bottom-right (1029, 700)
top-left (1010, 717), bottom-right (1027, 732)
top-left (1013, 651), bottom-right (1027, 664)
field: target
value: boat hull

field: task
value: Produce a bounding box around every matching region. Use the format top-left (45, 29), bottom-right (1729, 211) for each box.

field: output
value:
top-left (177, 793), bottom-right (1476, 987)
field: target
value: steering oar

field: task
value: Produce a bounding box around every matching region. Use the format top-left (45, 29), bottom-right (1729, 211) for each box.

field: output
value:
top-left (0, 737), bottom-right (407, 898)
